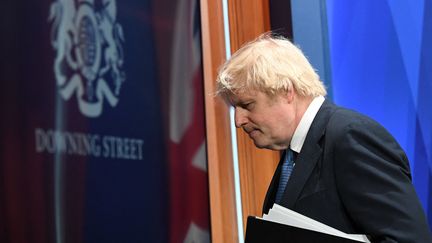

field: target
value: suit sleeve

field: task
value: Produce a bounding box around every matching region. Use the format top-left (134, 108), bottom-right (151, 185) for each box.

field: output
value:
top-left (333, 118), bottom-right (432, 242)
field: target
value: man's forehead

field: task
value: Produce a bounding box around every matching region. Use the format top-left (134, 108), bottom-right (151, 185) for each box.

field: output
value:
top-left (226, 90), bottom-right (258, 104)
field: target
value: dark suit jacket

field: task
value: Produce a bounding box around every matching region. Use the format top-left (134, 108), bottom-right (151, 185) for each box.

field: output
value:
top-left (262, 100), bottom-right (432, 242)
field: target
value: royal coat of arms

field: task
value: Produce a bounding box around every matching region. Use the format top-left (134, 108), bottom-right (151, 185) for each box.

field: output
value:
top-left (49, 0), bottom-right (125, 117)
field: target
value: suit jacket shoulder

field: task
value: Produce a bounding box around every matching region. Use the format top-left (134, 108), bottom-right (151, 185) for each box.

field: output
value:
top-left (325, 106), bottom-right (431, 242)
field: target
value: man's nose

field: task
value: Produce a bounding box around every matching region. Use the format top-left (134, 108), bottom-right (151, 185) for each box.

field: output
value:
top-left (234, 107), bottom-right (247, 128)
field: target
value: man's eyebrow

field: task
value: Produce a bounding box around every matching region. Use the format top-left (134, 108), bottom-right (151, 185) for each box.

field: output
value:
top-left (233, 99), bottom-right (253, 107)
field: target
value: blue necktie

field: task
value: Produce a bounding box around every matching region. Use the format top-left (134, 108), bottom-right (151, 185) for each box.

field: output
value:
top-left (275, 149), bottom-right (295, 204)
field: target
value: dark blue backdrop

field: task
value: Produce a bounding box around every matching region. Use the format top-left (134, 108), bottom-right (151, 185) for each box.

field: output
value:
top-left (0, 1), bottom-right (173, 242)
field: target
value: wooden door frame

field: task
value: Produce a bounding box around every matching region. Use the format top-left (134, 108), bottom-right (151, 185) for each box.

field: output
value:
top-left (200, 0), bottom-right (280, 242)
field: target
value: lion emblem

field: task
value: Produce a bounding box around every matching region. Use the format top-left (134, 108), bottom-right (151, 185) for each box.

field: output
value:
top-left (49, 0), bottom-right (125, 117)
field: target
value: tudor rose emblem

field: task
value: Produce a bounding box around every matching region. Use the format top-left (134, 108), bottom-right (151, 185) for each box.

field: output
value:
top-left (49, 0), bottom-right (125, 117)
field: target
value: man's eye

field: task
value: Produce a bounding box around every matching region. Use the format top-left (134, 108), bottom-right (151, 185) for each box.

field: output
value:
top-left (243, 102), bottom-right (254, 110)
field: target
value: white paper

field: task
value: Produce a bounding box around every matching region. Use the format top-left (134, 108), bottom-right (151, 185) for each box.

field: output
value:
top-left (259, 204), bottom-right (370, 243)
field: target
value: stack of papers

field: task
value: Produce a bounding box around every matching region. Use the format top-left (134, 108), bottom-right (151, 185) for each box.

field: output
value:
top-left (259, 204), bottom-right (370, 243)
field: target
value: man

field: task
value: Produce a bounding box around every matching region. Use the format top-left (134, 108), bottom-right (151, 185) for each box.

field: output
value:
top-left (216, 35), bottom-right (431, 242)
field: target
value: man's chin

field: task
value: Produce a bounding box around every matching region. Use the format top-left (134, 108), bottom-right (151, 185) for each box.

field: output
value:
top-left (253, 139), bottom-right (285, 151)
top-left (253, 140), bottom-right (271, 150)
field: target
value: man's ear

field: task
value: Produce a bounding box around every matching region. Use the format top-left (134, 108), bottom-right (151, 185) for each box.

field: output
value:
top-left (283, 88), bottom-right (295, 103)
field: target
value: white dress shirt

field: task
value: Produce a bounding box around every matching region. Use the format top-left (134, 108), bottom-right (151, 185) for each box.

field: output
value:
top-left (290, 96), bottom-right (325, 153)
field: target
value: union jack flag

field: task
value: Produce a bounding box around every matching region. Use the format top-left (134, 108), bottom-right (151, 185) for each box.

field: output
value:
top-left (168, 0), bottom-right (210, 242)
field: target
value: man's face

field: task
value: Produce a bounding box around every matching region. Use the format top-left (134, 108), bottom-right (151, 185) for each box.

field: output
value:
top-left (228, 89), bottom-right (298, 151)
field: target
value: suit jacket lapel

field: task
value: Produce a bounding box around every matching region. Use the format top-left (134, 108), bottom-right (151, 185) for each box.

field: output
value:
top-left (282, 100), bottom-right (337, 208)
top-left (281, 137), bottom-right (323, 208)
top-left (262, 100), bottom-right (337, 213)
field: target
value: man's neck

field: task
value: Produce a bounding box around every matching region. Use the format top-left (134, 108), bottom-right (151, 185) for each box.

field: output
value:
top-left (293, 95), bottom-right (314, 127)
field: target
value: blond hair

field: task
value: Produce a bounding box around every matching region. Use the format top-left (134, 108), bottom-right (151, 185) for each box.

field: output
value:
top-left (216, 34), bottom-right (326, 98)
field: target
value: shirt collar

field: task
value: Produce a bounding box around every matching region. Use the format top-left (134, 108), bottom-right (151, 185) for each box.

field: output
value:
top-left (290, 96), bottom-right (325, 153)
